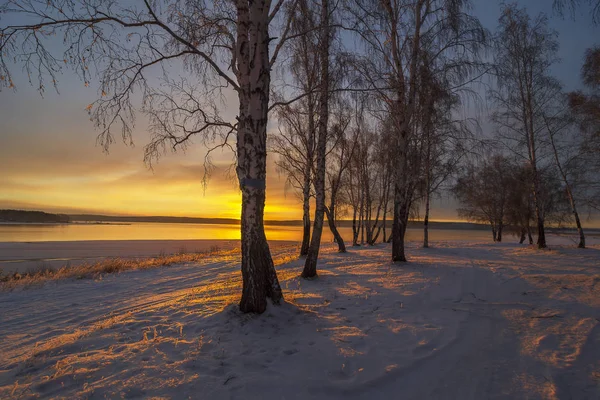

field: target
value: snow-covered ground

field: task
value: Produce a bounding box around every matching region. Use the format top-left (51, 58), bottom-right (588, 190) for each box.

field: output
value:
top-left (1, 237), bottom-right (599, 399)
top-left (0, 240), bottom-right (244, 274)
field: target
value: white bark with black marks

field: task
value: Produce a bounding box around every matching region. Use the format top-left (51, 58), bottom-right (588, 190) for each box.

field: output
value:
top-left (236, 0), bottom-right (283, 312)
top-left (302, 0), bottom-right (330, 278)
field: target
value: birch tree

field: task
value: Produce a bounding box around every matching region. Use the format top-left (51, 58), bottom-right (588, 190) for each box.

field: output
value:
top-left (348, 0), bottom-right (486, 261)
top-left (569, 46), bottom-right (600, 211)
top-left (489, 5), bottom-right (560, 249)
top-left (324, 101), bottom-right (356, 252)
top-left (0, 0), bottom-right (301, 313)
top-left (505, 165), bottom-right (535, 244)
top-left (541, 100), bottom-right (587, 248)
top-left (415, 60), bottom-right (473, 248)
top-left (270, 0), bottom-right (319, 257)
top-left (271, 101), bottom-right (316, 256)
top-left (345, 123), bottom-right (366, 246)
top-left (302, 0), bottom-right (332, 278)
top-left (454, 155), bottom-right (515, 242)
top-left (570, 48), bottom-right (600, 164)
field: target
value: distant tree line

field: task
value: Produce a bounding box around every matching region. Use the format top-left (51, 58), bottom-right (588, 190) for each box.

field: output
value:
top-left (453, 156), bottom-right (569, 244)
top-left (0, 210), bottom-right (70, 224)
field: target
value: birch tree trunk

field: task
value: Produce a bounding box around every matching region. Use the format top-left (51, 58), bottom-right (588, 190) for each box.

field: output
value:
top-left (370, 196), bottom-right (384, 245)
top-left (572, 205), bottom-right (586, 249)
top-left (236, 0), bottom-right (283, 312)
top-left (423, 136), bottom-right (431, 249)
top-left (531, 165), bottom-right (547, 248)
top-left (352, 205), bottom-right (359, 246)
top-left (301, 94), bottom-right (317, 256)
top-left (519, 227), bottom-right (526, 244)
top-left (392, 194), bottom-right (410, 261)
top-left (497, 220), bottom-right (503, 242)
top-left (325, 175), bottom-right (347, 252)
top-left (325, 206), bottom-right (347, 252)
top-left (527, 98), bottom-right (546, 248)
top-left (382, 181), bottom-right (390, 243)
top-left (390, 0), bottom-right (422, 263)
top-left (358, 172), bottom-right (365, 245)
top-left (302, 0), bottom-right (330, 278)
top-left (422, 79), bottom-right (434, 249)
top-left (364, 165), bottom-right (373, 244)
top-left (300, 170), bottom-right (311, 256)
top-left (382, 207), bottom-right (388, 243)
top-left (548, 126), bottom-right (586, 248)
top-left (392, 133), bottom-right (410, 261)
top-left (368, 171), bottom-right (384, 245)
top-left (360, 198), bottom-right (365, 244)
top-left (300, 32), bottom-right (317, 256)
top-left (423, 187), bottom-right (430, 248)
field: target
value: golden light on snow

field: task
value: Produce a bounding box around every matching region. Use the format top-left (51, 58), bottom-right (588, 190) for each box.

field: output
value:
top-left (511, 373), bottom-right (558, 399)
top-left (3, 240), bottom-right (600, 398)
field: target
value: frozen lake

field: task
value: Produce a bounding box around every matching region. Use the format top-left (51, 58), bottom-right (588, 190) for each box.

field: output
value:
top-left (0, 222), bottom-right (498, 273)
top-left (0, 221), bottom-right (493, 243)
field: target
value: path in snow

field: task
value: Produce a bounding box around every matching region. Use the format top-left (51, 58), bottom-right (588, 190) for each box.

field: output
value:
top-left (0, 240), bottom-right (599, 399)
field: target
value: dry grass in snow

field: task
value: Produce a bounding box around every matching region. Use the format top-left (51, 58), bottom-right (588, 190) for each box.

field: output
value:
top-left (0, 246), bottom-right (229, 288)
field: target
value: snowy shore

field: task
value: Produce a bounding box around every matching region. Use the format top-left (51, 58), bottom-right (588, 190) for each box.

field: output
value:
top-left (0, 240), bottom-right (293, 274)
top-left (1, 238), bottom-right (599, 399)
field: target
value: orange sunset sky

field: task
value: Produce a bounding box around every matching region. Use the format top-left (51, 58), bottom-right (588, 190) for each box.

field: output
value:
top-left (0, 83), bottom-right (462, 222)
top-left (0, 0), bottom-right (597, 224)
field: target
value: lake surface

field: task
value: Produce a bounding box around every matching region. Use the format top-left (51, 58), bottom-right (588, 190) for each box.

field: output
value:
top-left (0, 223), bottom-right (497, 273)
top-left (0, 222), bottom-right (493, 243)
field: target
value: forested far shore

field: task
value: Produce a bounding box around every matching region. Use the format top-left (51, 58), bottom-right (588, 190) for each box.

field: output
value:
top-left (0, 210), bottom-right (70, 224)
top-left (68, 214), bottom-right (490, 229)
top-left (3, 211), bottom-right (595, 236)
